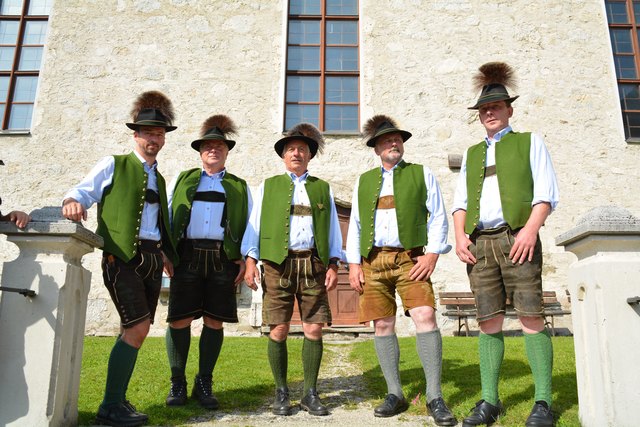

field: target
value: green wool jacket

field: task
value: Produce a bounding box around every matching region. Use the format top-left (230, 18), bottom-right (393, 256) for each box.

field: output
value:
top-left (259, 173), bottom-right (332, 265)
top-left (97, 152), bottom-right (177, 263)
top-left (464, 131), bottom-right (534, 234)
top-left (358, 161), bottom-right (429, 258)
top-left (170, 168), bottom-right (249, 261)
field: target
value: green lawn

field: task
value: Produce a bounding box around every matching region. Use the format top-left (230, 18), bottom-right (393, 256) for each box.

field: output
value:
top-left (79, 335), bottom-right (579, 426)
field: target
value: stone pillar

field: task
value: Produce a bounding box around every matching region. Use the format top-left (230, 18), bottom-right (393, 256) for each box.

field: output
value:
top-left (556, 206), bottom-right (640, 427)
top-left (0, 207), bottom-right (103, 427)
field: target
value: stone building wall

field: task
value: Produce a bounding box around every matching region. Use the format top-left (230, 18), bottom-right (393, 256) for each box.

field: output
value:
top-left (0, 0), bottom-right (636, 336)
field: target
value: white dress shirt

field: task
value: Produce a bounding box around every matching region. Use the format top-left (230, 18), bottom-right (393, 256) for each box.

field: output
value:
top-left (345, 162), bottom-right (451, 264)
top-left (451, 126), bottom-right (560, 230)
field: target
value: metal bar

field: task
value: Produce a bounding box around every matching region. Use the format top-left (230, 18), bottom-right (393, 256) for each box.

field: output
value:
top-left (0, 286), bottom-right (36, 297)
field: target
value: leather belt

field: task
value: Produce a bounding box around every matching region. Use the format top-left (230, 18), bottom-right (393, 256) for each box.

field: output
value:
top-left (484, 165), bottom-right (496, 178)
top-left (376, 195), bottom-right (395, 209)
top-left (290, 204), bottom-right (312, 216)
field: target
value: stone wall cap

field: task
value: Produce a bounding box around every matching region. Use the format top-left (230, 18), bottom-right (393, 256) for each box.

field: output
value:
top-left (556, 206), bottom-right (640, 247)
top-left (0, 206), bottom-right (103, 248)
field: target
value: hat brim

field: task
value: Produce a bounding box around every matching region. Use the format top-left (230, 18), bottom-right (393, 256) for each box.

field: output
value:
top-left (126, 122), bottom-right (177, 132)
top-left (274, 135), bottom-right (318, 158)
top-left (191, 138), bottom-right (236, 152)
top-left (366, 129), bottom-right (412, 147)
top-left (468, 95), bottom-right (519, 110)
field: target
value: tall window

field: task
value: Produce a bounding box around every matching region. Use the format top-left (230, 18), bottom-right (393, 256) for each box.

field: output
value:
top-left (0, 0), bottom-right (51, 131)
top-left (284, 0), bottom-right (359, 132)
top-left (605, 0), bottom-right (640, 140)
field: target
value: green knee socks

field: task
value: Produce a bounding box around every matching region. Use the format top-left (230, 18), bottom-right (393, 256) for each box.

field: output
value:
top-left (479, 332), bottom-right (504, 406)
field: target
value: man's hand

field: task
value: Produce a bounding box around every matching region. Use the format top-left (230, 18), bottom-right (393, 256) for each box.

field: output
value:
top-left (325, 264), bottom-right (338, 291)
top-left (162, 252), bottom-right (174, 277)
top-left (409, 252), bottom-right (439, 281)
top-left (455, 233), bottom-right (476, 265)
top-left (62, 198), bottom-right (87, 222)
top-left (348, 263), bottom-right (365, 294)
top-left (3, 210), bottom-right (31, 228)
top-left (509, 227), bottom-right (538, 264)
top-left (233, 259), bottom-right (246, 286)
top-left (243, 256), bottom-right (260, 291)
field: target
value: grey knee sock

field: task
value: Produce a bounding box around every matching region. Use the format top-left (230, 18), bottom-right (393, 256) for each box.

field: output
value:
top-left (416, 329), bottom-right (443, 403)
top-left (374, 334), bottom-right (403, 398)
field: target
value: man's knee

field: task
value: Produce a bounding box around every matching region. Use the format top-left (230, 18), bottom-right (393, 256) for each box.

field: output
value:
top-left (301, 322), bottom-right (323, 340)
top-left (373, 316), bottom-right (396, 335)
top-left (409, 306), bottom-right (437, 332)
top-left (122, 320), bottom-right (151, 348)
top-left (269, 323), bottom-right (290, 341)
top-left (519, 316), bottom-right (545, 333)
top-left (478, 315), bottom-right (505, 334)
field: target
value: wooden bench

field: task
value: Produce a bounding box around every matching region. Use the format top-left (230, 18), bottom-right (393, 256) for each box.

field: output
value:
top-left (439, 291), bottom-right (570, 336)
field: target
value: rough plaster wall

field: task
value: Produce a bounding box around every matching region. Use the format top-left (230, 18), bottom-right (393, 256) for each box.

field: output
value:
top-left (0, 0), bottom-right (636, 336)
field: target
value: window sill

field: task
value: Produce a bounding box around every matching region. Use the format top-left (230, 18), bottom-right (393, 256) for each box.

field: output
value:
top-left (625, 137), bottom-right (640, 144)
top-left (0, 130), bottom-right (31, 136)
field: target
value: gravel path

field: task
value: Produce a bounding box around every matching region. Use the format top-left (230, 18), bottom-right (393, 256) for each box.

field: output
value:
top-left (181, 342), bottom-right (446, 426)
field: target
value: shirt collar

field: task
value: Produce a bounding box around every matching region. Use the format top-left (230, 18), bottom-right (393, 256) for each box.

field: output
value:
top-left (202, 168), bottom-right (226, 179)
top-left (132, 150), bottom-right (157, 170)
top-left (381, 159), bottom-right (404, 174)
top-left (485, 125), bottom-right (513, 146)
top-left (287, 170), bottom-right (309, 182)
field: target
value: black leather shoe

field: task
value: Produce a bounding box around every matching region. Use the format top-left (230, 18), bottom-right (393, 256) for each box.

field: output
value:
top-left (374, 394), bottom-right (409, 417)
top-left (122, 400), bottom-right (148, 423)
top-left (273, 387), bottom-right (292, 416)
top-left (96, 402), bottom-right (146, 427)
top-left (462, 399), bottom-right (503, 426)
top-left (525, 401), bottom-right (554, 427)
top-left (427, 397), bottom-right (458, 426)
top-left (166, 377), bottom-right (188, 406)
top-left (192, 374), bottom-right (219, 410)
top-left (300, 388), bottom-right (329, 416)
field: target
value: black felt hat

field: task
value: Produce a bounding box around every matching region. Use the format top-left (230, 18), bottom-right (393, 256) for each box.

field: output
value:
top-left (363, 115), bottom-right (412, 148)
top-left (468, 62), bottom-right (519, 110)
top-left (274, 123), bottom-right (324, 158)
top-left (191, 115), bottom-right (237, 151)
top-left (125, 91), bottom-right (177, 132)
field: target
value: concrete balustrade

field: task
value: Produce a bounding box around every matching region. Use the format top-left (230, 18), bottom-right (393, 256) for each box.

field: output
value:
top-left (556, 206), bottom-right (640, 427)
top-left (0, 207), bottom-right (102, 427)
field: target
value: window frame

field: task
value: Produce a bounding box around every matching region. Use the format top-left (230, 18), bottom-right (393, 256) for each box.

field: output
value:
top-left (0, 0), bottom-right (49, 133)
top-left (605, 0), bottom-right (640, 142)
top-left (284, 0), bottom-right (360, 134)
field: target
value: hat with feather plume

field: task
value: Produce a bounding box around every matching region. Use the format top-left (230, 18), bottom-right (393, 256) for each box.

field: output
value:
top-left (362, 115), bottom-right (412, 148)
top-left (469, 62), bottom-right (519, 110)
top-left (126, 90), bottom-right (177, 132)
top-left (191, 115), bottom-right (238, 151)
top-left (274, 123), bottom-right (324, 158)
